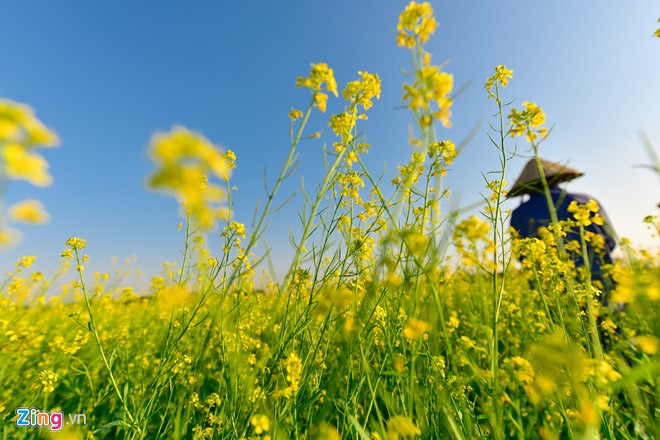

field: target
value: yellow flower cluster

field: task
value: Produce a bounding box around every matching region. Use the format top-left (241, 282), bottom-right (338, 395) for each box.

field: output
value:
top-left (485, 64), bottom-right (514, 98)
top-left (0, 99), bottom-right (58, 247)
top-left (397, 2), bottom-right (453, 130)
top-left (7, 199), bottom-right (50, 224)
top-left (329, 111), bottom-right (357, 147)
top-left (342, 71), bottom-right (381, 111)
top-left (147, 126), bottom-right (231, 230)
top-left (635, 335), bottom-right (659, 355)
top-left (387, 415), bottom-right (421, 437)
top-left (486, 179), bottom-right (508, 202)
top-left (37, 369), bottom-right (58, 392)
top-left (402, 318), bottom-right (430, 341)
top-left (454, 216), bottom-right (494, 267)
top-left (250, 414), bottom-right (270, 435)
top-left (295, 63), bottom-right (338, 113)
top-left (327, 71), bottom-right (380, 166)
top-left (403, 65), bottom-right (454, 128)
top-left (15, 255), bottom-right (36, 269)
top-left (336, 171), bottom-right (364, 203)
top-left (508, 101), bottom-right (548, 142)
top-left (393, 151), bottom-right (426, 188)
top-left (288, 108), bottom-right (303, 121)
top-left (274, 352), bottom-right (303, 399)
top-left (428, 140), bottom-right (456, 164)
top-left (455, 215), bottom-right (491, 243)
top-left (65, 236), bottom-right (87, 251)
top-left (396, 1), bottom-right (438, 48)
top-left (516, 237), bottom-right (547, 269)
top-left (567, 199), bottom-right (604, 227)
top-left (425, 140), bottom-right (457, 178)
top-left (506, 356), bottom-right (536, 385)
top-left (0, 99), bottom-right (58, 185)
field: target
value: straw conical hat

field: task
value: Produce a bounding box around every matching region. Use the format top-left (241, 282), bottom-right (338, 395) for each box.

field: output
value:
top-left (509, 159), bottom-right (584, 197)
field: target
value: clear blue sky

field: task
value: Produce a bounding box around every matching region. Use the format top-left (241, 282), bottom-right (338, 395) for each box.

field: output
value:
top-left (1, 1), bottom-right (659, 280)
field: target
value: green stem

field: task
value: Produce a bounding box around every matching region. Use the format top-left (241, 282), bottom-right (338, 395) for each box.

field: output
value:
top-left (283, 107), bottom-right (356, 288)
top-left (177, 208), bottom-right (192, 286)
top-left (489, 81), bottom-right (507, 440)
top-left (579, 225), bottom-right (603, 359)
top-left (73, 248), bottom-right (138, 431)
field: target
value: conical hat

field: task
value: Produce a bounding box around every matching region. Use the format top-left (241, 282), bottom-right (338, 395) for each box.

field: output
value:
top-left (509, 159), bottom-right (584, 197)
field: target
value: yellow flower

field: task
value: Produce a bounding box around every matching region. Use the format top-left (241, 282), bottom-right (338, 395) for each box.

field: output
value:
top-left (157, 285), bottom-right (193, 313)
top-left (402, 65), bottom-right (453, 128)
top-left (567, 200), bottom-right (602, 227)
top-left (21, 116), bottom-right (59, 146)
top-left (227, 221), bottom-right (246, 238)
top-left (285, 353), bottom-right (303, 389)
top-left (428, 140), bottom-right (456, 164)
top-left (296, 63), bottom-right (338, 113)
top-left (66, 237), bottom-right (87, 250)
top-left (402, 318), bottom-right (431, 340)
top-left (1, 143), bottom-right (53, 186)
top-left (147, 126), bottom-right (230, 230)
top-left (485, 64), bottom-right (514, 98)
top-left (342, 71), bottom-right (381, 110)
top-left (635, 335), bottom-right (659, 355)
top-left (149, 126), bottom-right (229, 179)
top-left (598, 359), bottom-right (622, 384)
top-left (329, 111), bottom-right (357, 143)
top-left (508, 101), bottom-right (548, 143)
top-left (16, 255), bottom-right (36, 268)
top-left (455, 215), bottom-right (491, 242)
top-left (596, 394), bottom-right (611, 411)
top-left (8, 199), bottom-right (50, 224)
top-left (0, 99), bottom-right (58, 146)
top-left (38, 370), bottom-right (58, 393)
top-left (223, 149), bottom-right (237, 179)
top-left (0, 226), bottom-right (21, 247)
top-left (315, 423), bottom-right (340, 440)
top-left (387, 415), bottom-right (421, 438)
top-left (397, 2), bottom-right (438, 48)
top-left (0, 102), bottom-right (58, 245)
top-left (296, 63), bottom-right (338, 95)
top-left (206, 392), bottom-right (222, 408)
top-left (250, 414), bottom-right (270, 434)
top-left (337, 171), bottom-right (364, 202)
top-left (288, 108), bottom-right (303, 121)
top-left (585, 199), bottom-right (600, 213)
top-left (314, 92), bottom-right (329, 113)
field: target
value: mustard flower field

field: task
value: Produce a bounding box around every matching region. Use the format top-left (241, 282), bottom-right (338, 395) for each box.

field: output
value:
top-left (1, 3), bottom-right (659, 439)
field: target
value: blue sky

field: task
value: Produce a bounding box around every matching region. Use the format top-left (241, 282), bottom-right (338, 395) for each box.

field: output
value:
top-left (1, 1), bottom-right (659, 281)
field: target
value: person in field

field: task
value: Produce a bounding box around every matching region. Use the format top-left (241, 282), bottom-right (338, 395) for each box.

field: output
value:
top-left (509, 159), bottom-right (618, 298)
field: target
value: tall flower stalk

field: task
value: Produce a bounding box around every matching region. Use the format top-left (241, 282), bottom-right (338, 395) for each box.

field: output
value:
top-left (482, 64), bottom-right (515, 440)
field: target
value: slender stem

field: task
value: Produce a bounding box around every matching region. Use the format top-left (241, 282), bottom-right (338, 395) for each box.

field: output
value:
top-left (177, 207), bottom-right (192, 286)
top-left (283, 107), bottom-right (355, 287)
top-left (488, 81), bottom-right (507, 440)
top-left (531, 153), bottom-right (567, 258)
top-left (73, 248), bottom-right (137, 429)
top-left (579, 225), bottom-right (603, 359)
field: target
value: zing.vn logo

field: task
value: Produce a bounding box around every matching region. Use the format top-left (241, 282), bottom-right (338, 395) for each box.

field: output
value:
top-left (15, 408), bottom-right (86, 431)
